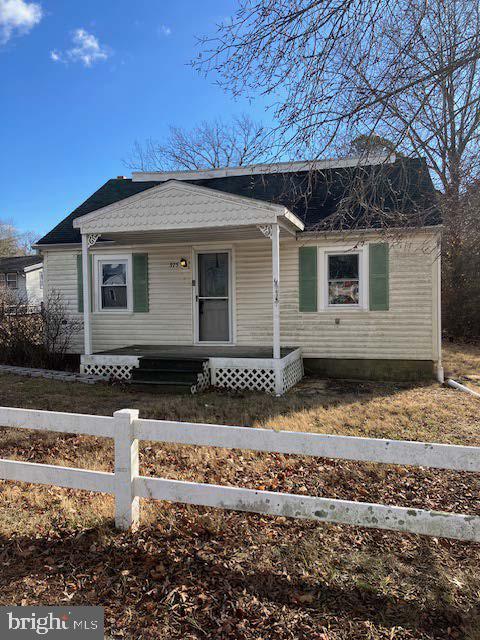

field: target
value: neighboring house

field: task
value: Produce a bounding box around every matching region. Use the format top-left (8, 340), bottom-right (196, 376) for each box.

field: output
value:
top-left (0, 255), bottom-right (44, 307)
top-left (36, 156), bottom-right (442, 394)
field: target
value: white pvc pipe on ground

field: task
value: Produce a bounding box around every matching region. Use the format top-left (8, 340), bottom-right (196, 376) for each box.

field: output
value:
top-left (447, 378), bottom-right (480, 399)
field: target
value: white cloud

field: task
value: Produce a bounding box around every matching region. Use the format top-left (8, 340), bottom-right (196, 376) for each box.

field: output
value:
top-left (50, 28), bottom-right (110, 67)
top-left (0, 0), bottom-right (43, 44)
top-left (69, 28), bottom-right (108, 66)
top-left (158, 24), bottom-right (171, 36)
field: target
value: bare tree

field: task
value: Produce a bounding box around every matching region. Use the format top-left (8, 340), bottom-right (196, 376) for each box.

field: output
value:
top-left (195, 1), bottom-right (480, 158)
top-left (0, 220), bottom-right (37, 257)
top-left (346, 134), bottom-right (398, 158)
top-left (197, 0), bottom-right (480, 338)
top-left (0, 290), bottom-right (81, 369)
top-left (347, 0), bottom-right (480, 338)
top-left (441, 185), bottom-right (480, 338)
top-left (41, 291), bottom-right (82, 366)
top-left (125, 114), bottom-right (275, 171)
top-left (349, 0), bottom-right (480, 193)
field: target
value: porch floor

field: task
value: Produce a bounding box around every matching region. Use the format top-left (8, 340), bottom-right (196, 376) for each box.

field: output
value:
top-left (95, 345), bottom-right (297, 360)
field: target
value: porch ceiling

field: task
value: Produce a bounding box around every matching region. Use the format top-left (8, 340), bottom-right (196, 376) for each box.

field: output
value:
top-left (73, 180), bottom-right (304, 237)
top-left (87, 224), bottom-right (295, 245)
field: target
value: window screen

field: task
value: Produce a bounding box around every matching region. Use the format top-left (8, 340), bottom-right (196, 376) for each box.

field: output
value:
top-left (100, 262), bottom-right (128, 309)
top-left (328, 254), bottom-right (359, 305)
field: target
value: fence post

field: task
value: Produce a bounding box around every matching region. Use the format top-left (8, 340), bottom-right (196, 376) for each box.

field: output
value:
top-left (113, 409), bottom-right (140, 531)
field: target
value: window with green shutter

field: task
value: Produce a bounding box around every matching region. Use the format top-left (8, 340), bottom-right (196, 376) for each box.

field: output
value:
top-left (369, 243), bottom-right (390, 310)
top-left (299, 246), bottom-right (317, 312)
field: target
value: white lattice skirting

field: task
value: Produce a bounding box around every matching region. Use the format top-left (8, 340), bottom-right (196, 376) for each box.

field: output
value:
top-left (82, 363), bottom-right (134, 380)
top-left (214, 367), bottom-right (276, 393)
top-left (81, 349), bottom-right (303, 395)
top-left (282, 355), bottom-right (304, 391)
top-left (81, 356), bottom-right (140, 381)
top-left (211, 349), bottom-right (303, 395)
top-left (191, 361), bottom-right (211, 394)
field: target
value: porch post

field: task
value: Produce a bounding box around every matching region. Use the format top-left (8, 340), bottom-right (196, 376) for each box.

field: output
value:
top-left (81, 233), bottom-right (92, 356)
top-left (271, 222), bottom-right (281, 360)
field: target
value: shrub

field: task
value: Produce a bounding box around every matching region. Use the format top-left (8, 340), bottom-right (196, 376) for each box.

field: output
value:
top-left (41, 291), bottom-right (82, 368)
top-left (0, 290), bottom-right (81, 369)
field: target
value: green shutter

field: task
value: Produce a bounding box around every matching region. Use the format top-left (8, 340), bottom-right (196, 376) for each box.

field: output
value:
top-left (76, 254), bottom-right (93, 313)
top-left (369, 243), bottom-right (389, 310)
top-left (299, 246), bottom-right (317, 312)
top-left (133, 253), bottom-right (149, 312)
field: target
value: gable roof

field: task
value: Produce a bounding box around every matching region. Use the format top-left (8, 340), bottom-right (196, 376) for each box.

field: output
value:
top-left (0, 255), bottom-right (43, 273)
top-left (72, 179), bottom-right (303, 235)
top-left (37, 157), bottom-right (440, 246)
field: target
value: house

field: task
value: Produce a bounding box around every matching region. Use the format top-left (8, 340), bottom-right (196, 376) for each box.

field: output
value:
top-left (35, 156), bottom-right (442, 394)
top-left (0, 255), bottom-right (44, 308)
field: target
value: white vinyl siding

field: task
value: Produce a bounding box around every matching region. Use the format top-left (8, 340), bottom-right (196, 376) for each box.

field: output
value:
top-left (232, 236), bottom-right (436, 360)
top-left (281, 238), bottom-right (435, 360)
top-left (44, 245), bottom-right (193, 353)
top-left (42, 232), bottom-right (438, 361)
top-left (25, 268), bottom-right (44, 304)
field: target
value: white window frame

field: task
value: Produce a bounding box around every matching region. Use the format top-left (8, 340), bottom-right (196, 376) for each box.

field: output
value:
top-left (318, 246), bottom-right (369, 311)
top-left (6, 272), bottom-right (18, 290)
top-left (94, 254), bottom-right (133, 314)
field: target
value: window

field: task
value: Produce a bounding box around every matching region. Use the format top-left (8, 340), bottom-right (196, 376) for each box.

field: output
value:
top-left (99, 260), bottom-right (128, 310)
top-left (6, 273), bottom-right (18, 290)
top-left (39, 271), bottom-right (44, 289)
top-left (327, 253), bottom-right (359, 306)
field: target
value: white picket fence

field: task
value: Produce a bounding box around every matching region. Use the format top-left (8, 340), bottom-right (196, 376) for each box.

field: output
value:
top-left (0, 406), bottom-right (479, 542)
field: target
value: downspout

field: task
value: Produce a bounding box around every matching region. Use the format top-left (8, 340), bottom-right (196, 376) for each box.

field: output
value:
top-left (447, 379), bottom-right (480, 399)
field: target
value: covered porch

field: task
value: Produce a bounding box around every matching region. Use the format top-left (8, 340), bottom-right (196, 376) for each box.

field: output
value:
top-left (81, 345), bottom-right (303, 394)
top-left (74, 179), bottom-right (305, 395)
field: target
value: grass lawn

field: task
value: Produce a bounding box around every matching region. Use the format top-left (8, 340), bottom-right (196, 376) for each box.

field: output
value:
top-left (0, 342), bottom-right (478, 639)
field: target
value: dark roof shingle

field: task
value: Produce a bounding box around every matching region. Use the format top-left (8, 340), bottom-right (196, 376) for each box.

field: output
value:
top-left (37, 158), bottom-right (440, 246)
top-left (0, 255), bottom-right (43, 272)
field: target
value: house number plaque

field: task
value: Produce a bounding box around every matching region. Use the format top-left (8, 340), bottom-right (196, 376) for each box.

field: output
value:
top-left (169, 258), bottom-right (189, 270)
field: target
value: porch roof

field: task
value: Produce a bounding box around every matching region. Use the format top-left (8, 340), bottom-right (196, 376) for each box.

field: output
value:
top-left (72, 180), bottom-right (304, 237)
top-left (77, 225), bottom-right (295, 245)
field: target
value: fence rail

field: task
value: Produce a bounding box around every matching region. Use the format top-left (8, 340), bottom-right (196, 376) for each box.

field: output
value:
top-left (0, 406), bottom-right (478, 542)
top-left (134, 418), bottom-right (480, 472)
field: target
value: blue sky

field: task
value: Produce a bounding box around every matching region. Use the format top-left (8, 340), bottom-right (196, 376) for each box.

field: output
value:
top-left (0, 0), bottom-right (272, 238)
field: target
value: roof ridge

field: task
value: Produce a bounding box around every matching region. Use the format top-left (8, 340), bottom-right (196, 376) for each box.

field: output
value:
top-left (131, 154), bottom-right (396, 183)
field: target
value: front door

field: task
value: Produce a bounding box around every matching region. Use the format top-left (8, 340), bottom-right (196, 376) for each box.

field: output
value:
top-left (197, 251), bottom-right (230, 342)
